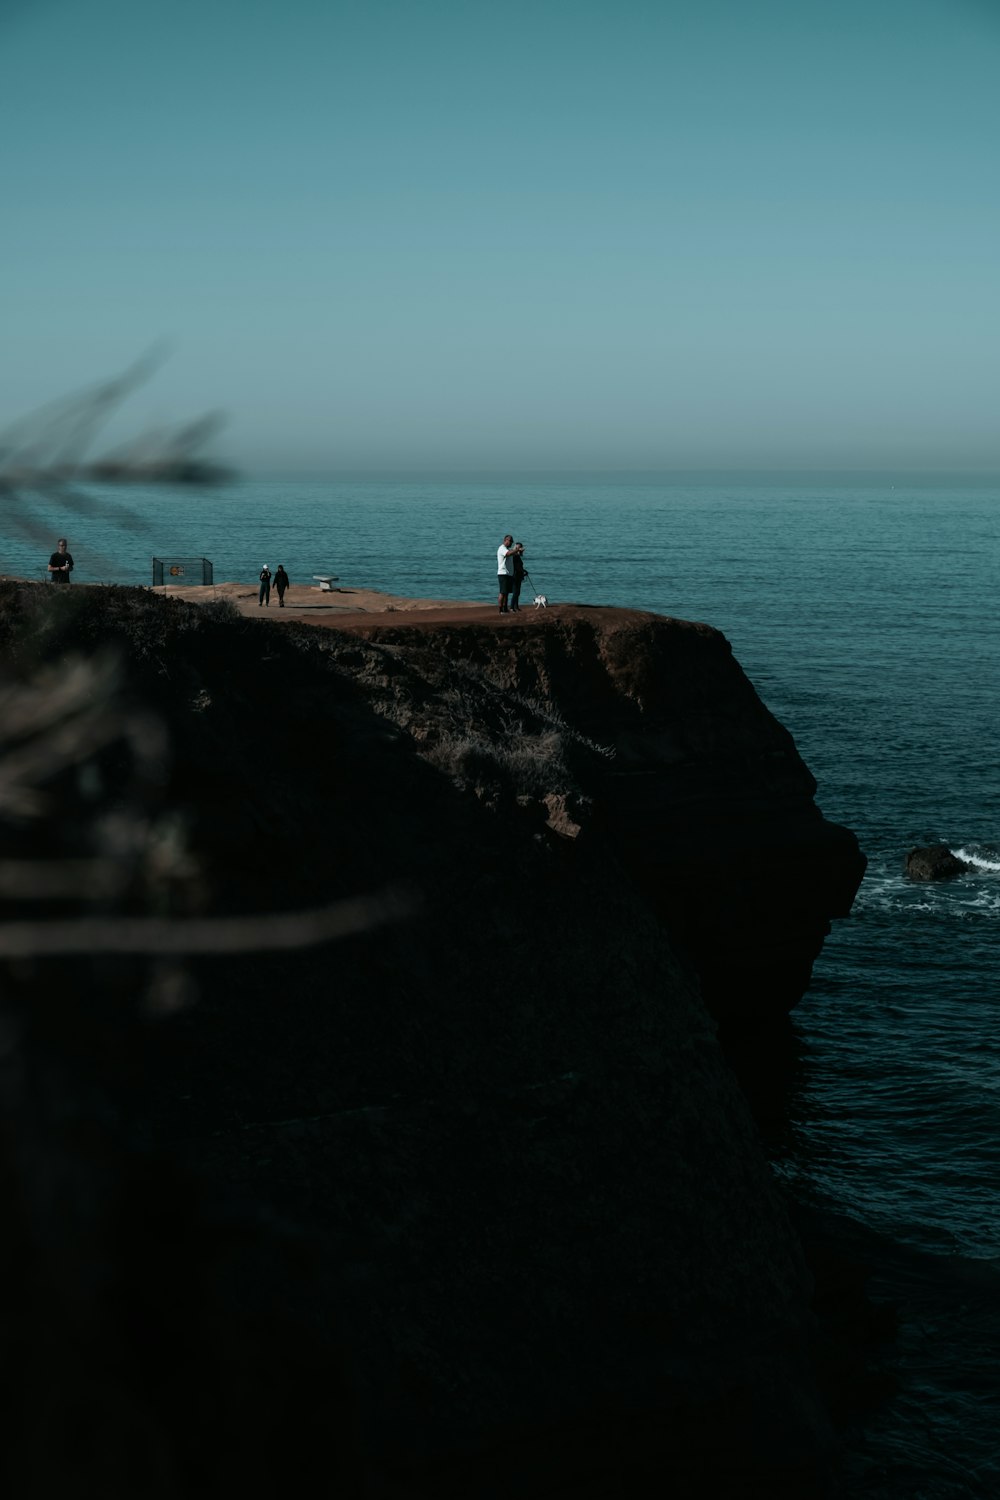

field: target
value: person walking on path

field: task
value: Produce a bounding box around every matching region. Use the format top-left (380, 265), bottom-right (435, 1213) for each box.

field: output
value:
top-left (497, 535), bottom-right (517, 614)
top-left (259, 564), bottom-right (272, 606)
top-left (47, 538), bottom-right (74, 583)
top-left (510, 541), bottom-right (526, 612)
top-left (273, 565), bottom-right (290, 606)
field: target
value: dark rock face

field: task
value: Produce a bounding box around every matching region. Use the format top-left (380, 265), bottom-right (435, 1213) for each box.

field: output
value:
top-left (0, 587), bottom-right (864, 1495)
top-left (905, 844), bottom-right (970, 881)
top-left (325, 606), bottom-right (867, 1028)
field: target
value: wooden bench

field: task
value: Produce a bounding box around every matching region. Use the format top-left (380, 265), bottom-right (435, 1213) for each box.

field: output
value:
top-left (312, 575), bottom-right (340, 592)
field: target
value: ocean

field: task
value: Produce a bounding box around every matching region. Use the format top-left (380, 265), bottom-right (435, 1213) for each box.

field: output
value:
top-left (4, 471), bottom-right (999, 1495)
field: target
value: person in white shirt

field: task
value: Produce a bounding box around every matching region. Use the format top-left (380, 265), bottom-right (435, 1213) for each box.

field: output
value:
top-left (497, 535), bottom-right (517, 614)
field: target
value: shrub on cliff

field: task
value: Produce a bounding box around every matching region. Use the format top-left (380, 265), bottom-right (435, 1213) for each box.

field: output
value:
top-left (0, 581), bottom-right (252, 672)
top-left (425, 726), bottom-right (572, 797)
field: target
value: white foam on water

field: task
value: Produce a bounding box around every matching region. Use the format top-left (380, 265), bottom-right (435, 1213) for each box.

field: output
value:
top-left (954, 846), bottom-right (1000, 873)
top-left (850, 852), bottom-right (1000, 921)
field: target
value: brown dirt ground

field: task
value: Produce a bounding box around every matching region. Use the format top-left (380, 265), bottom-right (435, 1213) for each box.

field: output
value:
top-left (155, 580), bottom-right (615, 630)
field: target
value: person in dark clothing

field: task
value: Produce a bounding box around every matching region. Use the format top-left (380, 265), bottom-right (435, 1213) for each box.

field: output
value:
top-left (47, 538), bottom-right (74, 582)
top-left (273, 565), bottom-right (290, 606)
top-left (259, 565), bottom-right (272, 606)
top-left (510, 542), bottom-right (526, 612)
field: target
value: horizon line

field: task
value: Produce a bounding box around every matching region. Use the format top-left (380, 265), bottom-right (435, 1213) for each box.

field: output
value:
top-left (245, 463), bottom-right (1000, 480)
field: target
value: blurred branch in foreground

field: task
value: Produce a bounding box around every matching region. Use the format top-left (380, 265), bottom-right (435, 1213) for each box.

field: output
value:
top-left (0, 652), bottom-right (163, 819)
top-left (0, 350), bottom-right (235, 488)
top-left (0, 643), bottom-right (410, 952)
top-left (0, 890), bottom-right (413, 958)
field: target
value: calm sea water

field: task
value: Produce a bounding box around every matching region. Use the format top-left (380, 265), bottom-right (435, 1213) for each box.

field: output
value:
top-left (5, 472), bottom-right (999, 1494)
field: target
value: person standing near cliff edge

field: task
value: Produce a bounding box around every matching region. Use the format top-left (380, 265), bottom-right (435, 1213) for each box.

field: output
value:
top-left (259, 564), bottom-right (272, 607)
top-left (47, 537), bottom-right (74, 582)
top-left (510, 542), bottom-right (526, 612)
top-left (497, 535), bottom-right (516, 614)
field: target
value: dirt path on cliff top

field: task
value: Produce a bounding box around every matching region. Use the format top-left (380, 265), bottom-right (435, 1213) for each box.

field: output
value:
top-left (158, 580), bottom-right (653, 630)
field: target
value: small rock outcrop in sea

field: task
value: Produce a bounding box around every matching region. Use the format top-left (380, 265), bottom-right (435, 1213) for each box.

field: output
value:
top-left (0, 584), bottom-right (866, 1497)
top-left (905, 844), bottom-right (971, 881)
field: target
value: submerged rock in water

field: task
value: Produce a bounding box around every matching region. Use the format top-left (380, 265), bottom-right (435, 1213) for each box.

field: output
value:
top-left (905, 844), bottom-right (971, 881)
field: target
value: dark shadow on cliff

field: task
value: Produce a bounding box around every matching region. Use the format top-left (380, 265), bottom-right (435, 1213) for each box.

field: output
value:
top-left (0, 590), bottom-right (364, 1496)
top-left (719, 1016), bottom-right (808, 1150)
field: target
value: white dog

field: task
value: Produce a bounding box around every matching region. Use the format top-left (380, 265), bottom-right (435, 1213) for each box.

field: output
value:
top-left (533, 594), bottom-right (548, 609)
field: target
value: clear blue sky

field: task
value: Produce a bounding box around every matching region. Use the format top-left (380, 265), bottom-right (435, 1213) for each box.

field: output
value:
top-left (2, 0), bottom-right (999, 472)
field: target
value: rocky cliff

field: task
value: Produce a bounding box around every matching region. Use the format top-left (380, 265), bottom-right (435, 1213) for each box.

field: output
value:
top-left (0, 586), bottom-right (865, 1497)
top-left (319, 605), bottom-right (865, 1028)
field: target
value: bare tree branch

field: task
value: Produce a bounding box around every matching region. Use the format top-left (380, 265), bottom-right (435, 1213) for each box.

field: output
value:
top-left (0, 889), bottom-right (413, 958)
